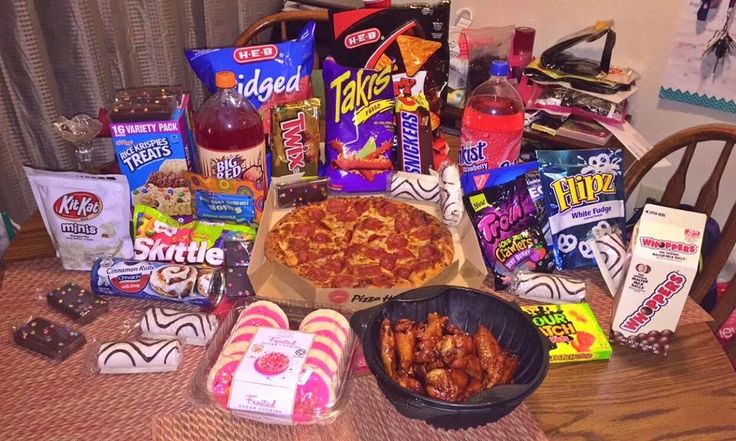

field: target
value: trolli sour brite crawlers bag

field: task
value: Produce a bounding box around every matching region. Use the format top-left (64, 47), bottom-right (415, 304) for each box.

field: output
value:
top-left (537, 149), bottom-right (625, 270)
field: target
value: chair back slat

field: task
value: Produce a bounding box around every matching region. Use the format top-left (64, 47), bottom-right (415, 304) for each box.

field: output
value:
top-left (234, 10), bottom-right (329, 47)
top-left (695, 141), bottom-right (734, 216)
top-left (690, 201), bottom-right (736, 303)
top-left (660, 143), bottom-right (695, 207)
top-left (711, 269), bottom-right (736, 331)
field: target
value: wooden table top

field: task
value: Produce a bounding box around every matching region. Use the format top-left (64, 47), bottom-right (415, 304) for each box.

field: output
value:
top-left (4, 213), bottom-right (736, 440)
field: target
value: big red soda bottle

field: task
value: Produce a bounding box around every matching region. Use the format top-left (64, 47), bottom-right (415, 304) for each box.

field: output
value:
top-left (195, 71), bottom-right (265, 182)
top-left (459, 60), bottom-right (524, 174)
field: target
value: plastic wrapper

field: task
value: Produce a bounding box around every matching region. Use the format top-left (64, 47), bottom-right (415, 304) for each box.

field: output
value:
top-left (191, 298), bottom-right (356, 425)
top-left (140, 307), bottom-right (219, 346)
top-left (323, 58), bottom-right (395, 192)
top-left (509, 271), bottom-right (586, 304)
top-left (94, 337), bottom-right (183, 374)
top-left (184, 172), bottom-right (266, 224)
top-left (270, 98), bottom-right (321, 178)
top-left (438, 162), bottom-right (463, 227)
top-left (537, 149), bottom-right (625, 270)
top-left (12, 317), bottom-right (86, 361)
top-left (47, 282), bottom-right (108, 324)
top-left (186, 22), bottom-right (316, 135)
top-left (463, 176), bottom-right (553, 290)
top-left (528, 84), bottom-right (627, 123)
top-left (394, 95), bottom-right (433, 174)
top-left (24, 167), bottom-right (134, 271)
top-left (589, 229), bottom-right (627, 297)
top-left (388, 171), bottom-right (439, 203)
top-left (464, 25), bottom-right (515, 93)
top-left (275, 177), bottom-right (330, 208)
top-left (194, 191), bottom-right (255, 225)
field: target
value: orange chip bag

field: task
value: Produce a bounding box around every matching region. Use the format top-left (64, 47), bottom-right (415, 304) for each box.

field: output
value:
top-left (183, 172), bottom-right (266, 223)
top-left (396, 35), bottom-right (441, 77)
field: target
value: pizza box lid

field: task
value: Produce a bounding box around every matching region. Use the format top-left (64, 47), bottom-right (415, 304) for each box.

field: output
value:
top-left (248, 187), bottom-right (488, 311)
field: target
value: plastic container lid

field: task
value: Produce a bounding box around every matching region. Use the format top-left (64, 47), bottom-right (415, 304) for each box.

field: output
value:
top-left (490, 60), bottom-right (510, 77)
top-left (215, 71), bottom-right (236, 89)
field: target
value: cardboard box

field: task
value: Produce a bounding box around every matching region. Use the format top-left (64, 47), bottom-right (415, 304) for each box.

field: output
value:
top-left (248, 189), bottom-right (488, 310)
top-left (610, 204), bottom-right (706, 354)
top-left (111, 94), bottom-right (196, 219)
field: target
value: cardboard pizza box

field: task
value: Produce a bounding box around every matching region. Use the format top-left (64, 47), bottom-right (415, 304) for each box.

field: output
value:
top-left (248, 187), bottom-right (488, 311)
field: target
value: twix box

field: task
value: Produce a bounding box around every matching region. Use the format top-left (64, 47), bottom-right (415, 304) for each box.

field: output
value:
top-left (610, 204), bottom-right (706, 355)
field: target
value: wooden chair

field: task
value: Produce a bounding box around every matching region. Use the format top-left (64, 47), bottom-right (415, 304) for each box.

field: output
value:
top-left (234, 10), bottom-right (329, 70)
top-left (625, 124), bottom-right (736, 354)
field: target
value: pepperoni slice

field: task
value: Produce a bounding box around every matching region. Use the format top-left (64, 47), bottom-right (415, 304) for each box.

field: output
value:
top-left (313, 233), bottom-right (331, 243)
top-left (331, 274), bottom-right (357, 288)
top-left (414, 227), bottom-right (432, 241)
top-left (394, 248), bottom-right (414, 259)
top-left (288, 238), bottom-right (309, 251)
top-left (296, 249), bottom-right (318, 263)
top-left (362, 217), bottom-right (384, 231)
top-left (377, 201), bottom-right (399, 217)
top-left (307, 208), bottom-right (326, 221)
top-left (419, 244), bottom-right (439, 260)
top-left (353, 198), bottom-right (370, 215)
top-left (322, 257), bottom-right (344, 273)
top-left (355, 264), bottom-right (383, 277)
top-left (395, 266), bottom-right (412, 280)
top-left (368, 234), bottom-right (384, 242)
top-left (302, 266), bottom-right (329, 282)
top-left (371, 275), bottom-right (395, 288)
top-left (386, 233), bottom-right (408, 248)
top-left (394, 216), bottom-right (412, 231)
top-left (294, 223), bottom-right (317, 237)
top-left (411, 210), bottom-right (430, 226)
top-left (379, 254), bottom-right (397, 270)
top-left (336, 210), bottom-right (359, 222)
top-left (412, 260), bottom-right (432, 272)
top-left (364, 246), bottom-right (384, 260)
top-left (327, 198), bottom-right (348, 213)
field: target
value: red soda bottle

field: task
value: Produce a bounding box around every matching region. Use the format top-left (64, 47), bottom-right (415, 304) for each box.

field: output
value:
top-left (459, 60), bottom-right (525, 174)
top-left (194, 71), bottom-right (265, 182)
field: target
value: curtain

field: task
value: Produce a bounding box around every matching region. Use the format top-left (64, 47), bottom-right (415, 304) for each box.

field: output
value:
top-left (0, 0), bottom-right (283, 223)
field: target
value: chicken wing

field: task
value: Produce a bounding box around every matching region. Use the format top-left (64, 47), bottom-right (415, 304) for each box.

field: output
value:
top-left (379, 318), bottom-right (398, 380)
top-left (414, 313), bottom-right (447, 371)
top-left (497, 353), bottom-right (518, 385)
top-left (474, 324), bottom-right (502, 370)
top-left (394, 318), bottom-right (417, 375)
top-left (397, 374), bottom-right (423, 394)
top-left (425, 368), bottom-right (470, 402)
top-left (439, 331), bottom-right (476, 367)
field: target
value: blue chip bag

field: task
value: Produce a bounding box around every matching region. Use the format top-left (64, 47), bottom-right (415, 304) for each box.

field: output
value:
top-left (194, 190), bottom-right (255, 224)
top-left (185, 22), bottom-right (315, 135)
top-left (323, 57), bottom-right (395, 192)
top-left (537, 149), bottom-right (625, 270)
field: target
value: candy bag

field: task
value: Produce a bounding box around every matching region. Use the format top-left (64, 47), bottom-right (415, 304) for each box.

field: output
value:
top-left (133, 205), bottom-right (256, 266)
top-left (323, 58), bottom-right (395, 192)
top-left (186, 22), bottom-right (315, 135)
top-left (24, 167), bottom-right (134, 271)
top-left (464, 176), bottom-right (553, 290)
top-left (537, 149), bottom-right (625, 270)
top-left (183, 172), bottom-right (266, 224)
top-left (270, 98), bottom-right (321, 178)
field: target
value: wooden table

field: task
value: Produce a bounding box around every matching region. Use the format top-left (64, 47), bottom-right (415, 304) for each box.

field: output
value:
top-left (4, 215), bottom-right (736, 440)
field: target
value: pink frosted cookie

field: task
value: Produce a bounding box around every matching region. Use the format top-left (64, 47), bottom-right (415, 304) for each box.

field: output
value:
top-left (293, 366), bottom-right (335, 424)
top-left (299, 309), bottom-right (350, 346)
top-left (239, 301), bottom-right (289, 329)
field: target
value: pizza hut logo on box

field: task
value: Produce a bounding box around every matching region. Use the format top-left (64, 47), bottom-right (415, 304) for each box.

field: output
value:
top-left (233, 45), bottom-right (279, 64)
top-left (344, 28), bottom-right (381, 49)
top-left (53, 192), bottom-right (102, 221)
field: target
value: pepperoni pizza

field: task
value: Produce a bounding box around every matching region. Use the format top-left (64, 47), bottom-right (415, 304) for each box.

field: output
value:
top-left (265, 197), bottom-right (454, 288)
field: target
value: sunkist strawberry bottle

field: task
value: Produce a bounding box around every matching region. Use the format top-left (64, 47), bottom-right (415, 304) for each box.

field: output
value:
top-left (459, 60), bottom-right (525, 174)
top-left (194, 71), bottom-right (265, 182)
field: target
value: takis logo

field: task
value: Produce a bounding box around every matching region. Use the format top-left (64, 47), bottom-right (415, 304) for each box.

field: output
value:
top-left (233, 45), bottom-right (279, 63)
top-left (329, 65), bottom-right (392, 122)
top-left (53, 192), bottom-right (102, 221)
top-left (640, 237), bottom-right (697, 254)
top-left (399, 111), bottom-right (421, 173)
top-left (459, 141), bottom-right (487, 167)
top-left (549, 172), bottom-right (616, 212)
top-left (280, 112), bottom-right (306, 172)
top-left (620, 271), bottom-right (687, 333)
top-left (344, 28), bottom-right (381, 49)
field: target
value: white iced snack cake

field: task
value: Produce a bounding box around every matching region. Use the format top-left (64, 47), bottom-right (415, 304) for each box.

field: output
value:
top-left (610, 204), bottom-right (706, 355)
top-left (512, 272), bottom-right (586, 304)
top-left (97, 338), bottom-right (182, 374)
top-left (24, 167), bottom-right (134, 271)
top-left (140, 307), bottom-right (219, 346)
top-left (388, 171), bottom-right (440, 203)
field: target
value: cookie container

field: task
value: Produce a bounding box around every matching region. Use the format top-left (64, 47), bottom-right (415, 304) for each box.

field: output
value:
top-left (350, 285), bottom-right (550, 430)
top-left (190, 297), bottom-right (357, 425)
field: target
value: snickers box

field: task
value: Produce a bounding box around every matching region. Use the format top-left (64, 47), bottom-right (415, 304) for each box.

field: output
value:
top-left (610, 204), bottom-right (706, 355)
top-left (110, 94), bottom-right (196, 220)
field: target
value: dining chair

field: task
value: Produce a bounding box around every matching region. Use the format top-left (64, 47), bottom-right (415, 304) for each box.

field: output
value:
top-left (625, 124), bottom-right (736, 364)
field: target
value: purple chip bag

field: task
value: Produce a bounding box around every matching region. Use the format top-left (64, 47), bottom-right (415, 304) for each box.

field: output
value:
top-left (463, 176), bottom-right (554, 290)
top-left (323, 58), bottom-right (395, 192)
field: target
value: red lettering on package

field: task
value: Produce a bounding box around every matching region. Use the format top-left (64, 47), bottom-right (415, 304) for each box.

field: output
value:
top-left (53, 192), bottom-right (102, 221)
top-left (233, 45), bottom-right (279, 63)
top-left (620, 271), bottom-right (687, 333)
top-left (344, 28), bottom-right (381, 49)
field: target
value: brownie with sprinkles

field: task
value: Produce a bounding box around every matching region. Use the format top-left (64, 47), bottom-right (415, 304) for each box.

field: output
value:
top-left (13, 317), bottom-right (86, 360)
top-left (47, 282), bottom-right (108, 324)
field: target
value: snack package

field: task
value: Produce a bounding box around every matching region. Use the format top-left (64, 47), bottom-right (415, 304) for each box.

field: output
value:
top-left (590, 230), bottom-right (627, 296)
top-left (528, 84), bottom-right (627, 123)
top-left (223, 239), bottom-right (255, 298)
top-left (91, 257), bottom-right (222, 307)
top-left (388, 171), bottom-right (440, 203)
top-left (461, 161), bottom-right (551, 246)
top-left (270, 98), bottom-right (321, 178)
top-left (521, 303), bottom-right (612, 363)
top-left (438, 162), bottom-right (463, 227)
top-left (97, 338), bottom-right (182, 374)
top-left (186, 22), bottom-right (315, 135)
top-left (141, 307), bottom-right (219, 346)
top-left (132, 205), bottom-right (256, 266)
top-left (24, 167), bottom-right (134, 271)
top-left (509, 272), bottom-right (586, 304)
top-left (610, 204), bottom-right (706, 355)
top-left (329, 2), bottom-right (450, 133)
top-left (47, 282), bottom-right (108, 324)
top-left (323, 58), bottom-right (395, 192)
top-left (464, 176), bottom-right (553, 290)
top-left (194, 191), bottom-right (255, 225)
top-left (13, 317), bottom-right (86, 360)
top-left (275, 177), bottom-right (330, 208)
top-left (464, 25), bottom-right (515, 93)
top-left (394, 95), bottom-right (433, 174)
top-left (537, 149), bottom-right (625, 270)
top-left (184, 172), bottom-right (265, 224)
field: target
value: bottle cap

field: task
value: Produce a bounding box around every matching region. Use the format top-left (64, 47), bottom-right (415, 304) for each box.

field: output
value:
top-left (215, 71), bottom-right (237, 89)
top-left (489, 60), bottom-right (509, 76)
